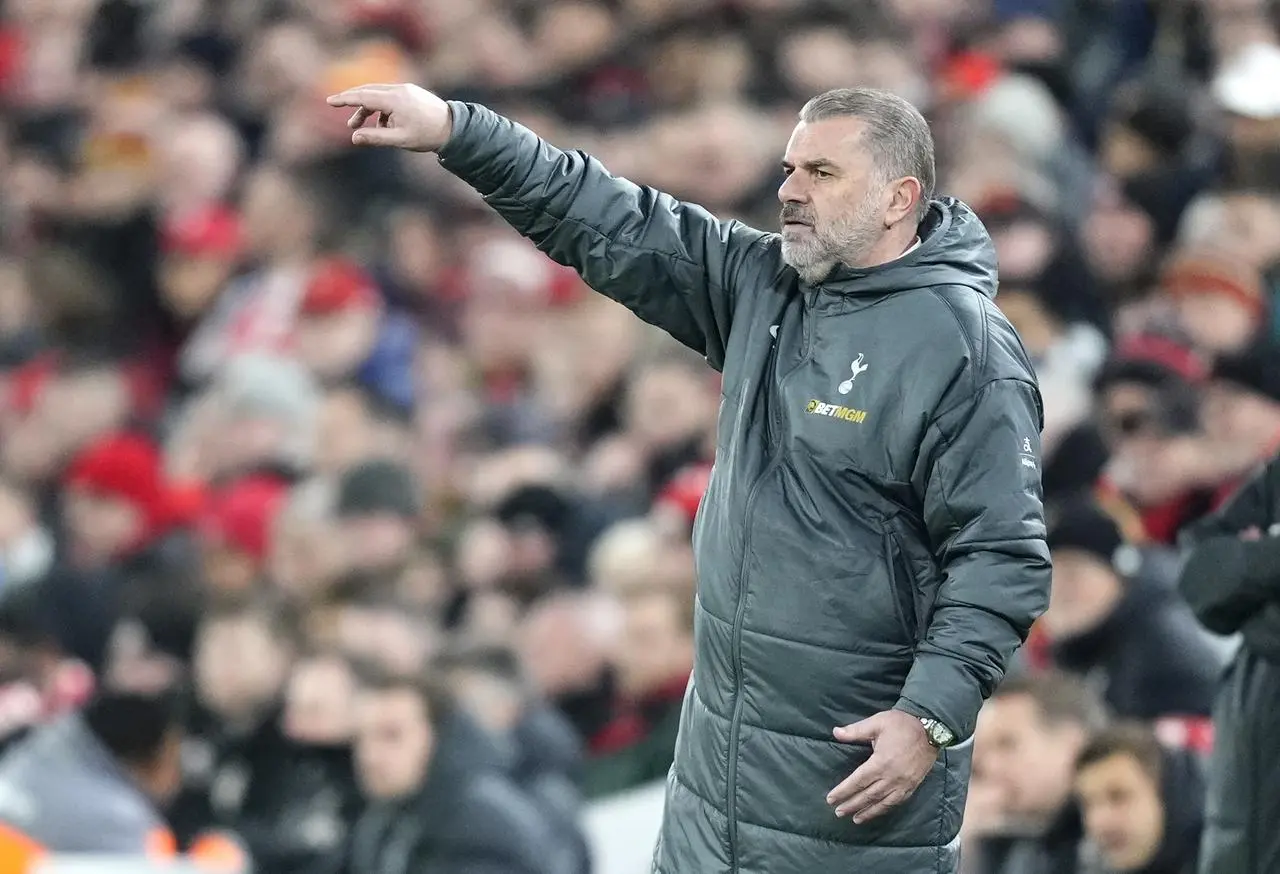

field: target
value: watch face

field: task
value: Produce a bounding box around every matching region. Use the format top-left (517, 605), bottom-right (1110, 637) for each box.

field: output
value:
top-left (924, 720), bottom-right (953, 747)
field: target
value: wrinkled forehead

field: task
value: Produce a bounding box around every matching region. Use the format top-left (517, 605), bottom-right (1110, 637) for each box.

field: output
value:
top-left (784, 116), bottom-right (874, 168)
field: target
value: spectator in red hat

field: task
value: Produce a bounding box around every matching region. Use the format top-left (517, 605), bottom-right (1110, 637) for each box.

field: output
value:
top-left (29, 433), bottom-right (190, 671)
top-left (198, 476), bottom-right (289, 596)
top-left (295, 256), bottom-right (418, 414)
top-left (157, 206), bottom-right (243, 327)
top-left (62, 433), bottom-right (172, 568)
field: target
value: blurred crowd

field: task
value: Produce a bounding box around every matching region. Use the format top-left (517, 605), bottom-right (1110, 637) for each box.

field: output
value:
top-left (0, 0), bottom-right (1276, 872)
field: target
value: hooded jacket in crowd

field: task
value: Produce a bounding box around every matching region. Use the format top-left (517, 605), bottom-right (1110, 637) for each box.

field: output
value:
top-left (436, 101), bottom-right (1051, 874)
top-left (343, 709), bottom-right (577, 874)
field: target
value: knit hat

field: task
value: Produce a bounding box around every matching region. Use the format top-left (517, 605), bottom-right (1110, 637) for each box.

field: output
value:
top-left (64, 433), bottom-right (169, 531)
top-left (300, 256), bottom-right (380, 316)
top-left (336, 459), bottom-right (420, 520)
top-left (1047, 498), bottom-right (1125, 567)
top-left (1212, 341), bottom-right (1280, 404)
top-left (198, 476), bottom-right (289, 561)
top-left (1160, 249), bottom-right (1268, 319)
top-left (212, 354), bottom-right (320, 470)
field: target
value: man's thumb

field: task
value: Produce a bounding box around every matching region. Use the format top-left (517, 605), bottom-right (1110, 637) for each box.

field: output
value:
top-left (834, 717), bottom-right (878, 743)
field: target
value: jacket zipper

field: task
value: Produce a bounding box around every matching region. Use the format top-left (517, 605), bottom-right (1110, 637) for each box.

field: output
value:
top-left (726, 291), bottom-right (815, 870)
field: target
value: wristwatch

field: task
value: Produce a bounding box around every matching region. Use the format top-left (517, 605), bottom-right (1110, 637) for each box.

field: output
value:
top-left (920, 717), bottom-right (956, 749)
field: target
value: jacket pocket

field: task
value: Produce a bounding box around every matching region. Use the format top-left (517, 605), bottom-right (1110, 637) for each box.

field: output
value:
top-left (882, 530), bottom-right (919, 644)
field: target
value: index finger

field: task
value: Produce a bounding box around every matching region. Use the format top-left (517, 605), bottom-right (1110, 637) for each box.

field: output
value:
top-left (326, 85), bottom-right (398, 108)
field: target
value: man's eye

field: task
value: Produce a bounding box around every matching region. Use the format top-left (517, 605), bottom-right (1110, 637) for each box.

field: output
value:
top-left (813, 169), bottom-right (832, 180)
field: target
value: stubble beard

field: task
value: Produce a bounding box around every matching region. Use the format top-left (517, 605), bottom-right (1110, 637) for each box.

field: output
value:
top-left (780, 193), bottom-right (885, 285)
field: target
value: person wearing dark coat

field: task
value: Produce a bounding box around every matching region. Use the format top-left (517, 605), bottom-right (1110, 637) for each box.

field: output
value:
top-left (434, 642), bottom-right (591, 874)
top-left (964, 672), bottom-right (1108, 874)
top-left (1178, 450), bottom-right (1280, 874)
top-left (171, 600), bottom-right (361, 874)
top-left (328, 80), bottom-right (1052, 874)
top-left (1073, 723), bottom-right (1205, 874)
top-left (1043, 497), bottom-right (1223, 723)
top-left (344, 668), bottom-right (577, 874)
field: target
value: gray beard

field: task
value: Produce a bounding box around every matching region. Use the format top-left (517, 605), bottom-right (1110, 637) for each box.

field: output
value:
top-left (780, 197), bottom-right (883, 283)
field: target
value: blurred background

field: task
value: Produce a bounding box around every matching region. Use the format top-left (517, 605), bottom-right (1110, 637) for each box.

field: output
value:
top-left (0, 0), bottom-right (1276, 872)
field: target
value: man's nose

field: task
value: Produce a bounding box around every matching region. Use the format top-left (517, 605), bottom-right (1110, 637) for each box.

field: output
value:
top-left (778, 173), bottom-right (808, 204)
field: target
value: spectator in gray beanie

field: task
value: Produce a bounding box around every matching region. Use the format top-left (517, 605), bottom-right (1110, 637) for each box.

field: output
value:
top-left (193, 354), bottom-right (321, 481)
top-left (335, 459), bottom-right (421, 576)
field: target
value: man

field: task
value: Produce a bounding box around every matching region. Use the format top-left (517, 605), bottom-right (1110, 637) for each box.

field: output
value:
top-left (345, 668), bottom-right (573, 874)
top-left (433, 642), bottom-right (591, 874)
top-left (1177, 451), bottom-right (1280, 874)
top-left (1043, 497), bottom-right (1221, 724)
top-left (965, 672), bottom-right (1108, 874)
top-left (584, 584), bottom-right (695, 799)
top-left (335, 458), bottom-right (421, 577)
top-left (0, 662), bottom-right (242, 869)
top-left (175, 595), bottom-right (346, 874)
top-left (327, 82), bottom-right (1051, 873)
top-left (1074, 723), bottom-right (1205, 874)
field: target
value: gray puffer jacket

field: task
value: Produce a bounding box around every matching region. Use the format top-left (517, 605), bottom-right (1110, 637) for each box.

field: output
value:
top-left (438, 102), bottom-right (1052, 874)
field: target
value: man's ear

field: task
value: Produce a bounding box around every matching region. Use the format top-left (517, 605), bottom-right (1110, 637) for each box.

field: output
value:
top-left (885, 177), bottom-right (923, 228)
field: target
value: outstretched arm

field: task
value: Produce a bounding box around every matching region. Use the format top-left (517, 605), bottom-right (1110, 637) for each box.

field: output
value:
top-left (328, 84), bottom-right (774, 369)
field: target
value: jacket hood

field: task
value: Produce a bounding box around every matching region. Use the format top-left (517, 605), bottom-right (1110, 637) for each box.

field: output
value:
top-left (818, 197), bottom-right (999, 298)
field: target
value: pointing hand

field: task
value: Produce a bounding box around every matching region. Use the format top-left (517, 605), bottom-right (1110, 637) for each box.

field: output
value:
top-left (326, 83), bottom-right (453, 152)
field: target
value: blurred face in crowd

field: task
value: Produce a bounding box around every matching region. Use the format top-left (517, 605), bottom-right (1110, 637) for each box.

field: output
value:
top-left (1081, 195), bottom-right (1155, 286)
top-left (340, 512), bottom-right (416, 575)
top-left (284, 653), bottom-right (356, 746)
top-left (317, 389), bottom-right (378, 476)
top-left (1076, 753), bottom-right (1165, 871)
top-left (1202, 380), bottom-right (1280, 453)
top-left (1171, 292), bottom-right (1259, 355)
top-left (778, 115), bottom-right (904, 280)
top-left (518, 594), bottom-right (622, 698)
top-left (200, 536), bottom-right (263, 596)
top-left (778, 28), bottom-right (860, 97)
top-left (159, 252), bottom-right (234, 323)
top-left (991, 218), bottom-right (1056, 283)
top-left (354, 687), bottom-right (435, 801)
top-left (62, 489), bottom-right (143, 565)
top-left (615, 590), bottom-right (694, 700)
top-left (294, 307), bottom-right (380, 383)
top-left (624, 364), bottom-right (714, 455)
top-left (271, 512), bottom-right (344, 598)
top-left (1218, 192), bottom-right (1280, 268)
top-left (996, 289), bottom-right (1060, 359)
top-left (1098, 382), bottom-right (1167, 450)
top-left (335, 605), bottom-right (439, 677)
top-left (976, 693), bottom-right (1088, 824)
top-left (195, 614), bottom-right (293, 723)
top-left (1045, 549), bottom-right (1123, 639)
top-left (447, 668), bottom-right (523, 736)
top-left (240, 167), bottom-right (317, 260)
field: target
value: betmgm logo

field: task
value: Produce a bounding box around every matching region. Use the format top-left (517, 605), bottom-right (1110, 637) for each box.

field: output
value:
top-left (805, 399), bottom-right (868, 424)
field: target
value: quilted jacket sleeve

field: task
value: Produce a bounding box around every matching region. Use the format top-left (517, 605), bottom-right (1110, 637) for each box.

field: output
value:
top-left (436, 102), bottom-right (774, 370)
top-left (898, 377), bottom-right (1052, 740)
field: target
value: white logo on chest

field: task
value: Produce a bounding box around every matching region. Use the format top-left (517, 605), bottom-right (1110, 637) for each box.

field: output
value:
top-left (837, 354), bottom-right (869, 395)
